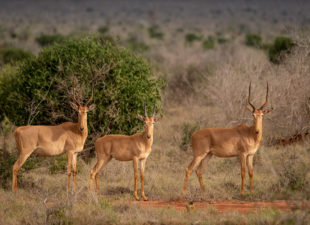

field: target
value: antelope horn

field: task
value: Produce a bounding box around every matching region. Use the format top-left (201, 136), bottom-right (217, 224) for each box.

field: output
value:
top-left (152, 103), bottom-right (156, 117)
top-left (85, 74), bottom-right (95, 106)
top-left (144, 102), bottom-right (147, 117)
top-left (248, 82), bottom-right (256, 111)
top-left (259, 82), bottom-right (269, 110)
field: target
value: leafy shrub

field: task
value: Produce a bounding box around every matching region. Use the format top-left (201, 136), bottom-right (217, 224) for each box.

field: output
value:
top-left (185, 33), bottom-right (202, 44)
top-left (98, 25), bottom-right (109, 34)
top-left (268, 36), bottom-right (294, 64)
top-left (0, 47), bottom-right (34, 65)
top-left (148, 26), bottom-right (164, 40)
top-left (180, 122), bottom-right (200, 151)
top-left (245, 33), bottom-right (262, 48)
top-left (0, 37), bottom-right (164, 138)
top-left (202, 36), bottom-right (215, 50)
top-left (35, 33), bottom-right (67, 47)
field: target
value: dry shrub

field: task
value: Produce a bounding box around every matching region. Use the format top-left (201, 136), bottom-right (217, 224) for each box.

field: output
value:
top-left (166, 65), bottom-right (205, 104)
top-left (202, 36), bottom-right (310, 141)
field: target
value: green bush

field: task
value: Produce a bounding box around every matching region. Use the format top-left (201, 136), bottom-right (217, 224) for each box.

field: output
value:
top-left (148, 26), bottom-right (164, 40)
top-left (268, 36), bottom-right (294, 64)
top-left (0, 47), bottom-right (34, 65)
top-left (35, 33), bottom-right (67, 47)
top-left (185, 33), bottom-right (202, 44)
top-left (202, 36), bottom-right (215, 50)
top-left (98, 25), bottom-right (109, 34)
top-left (245, 33), bottom-right (262, 48)
top-left (180, 122), bottom-right (200, 151)
top-left (0, 37), bottom-right (164, 138)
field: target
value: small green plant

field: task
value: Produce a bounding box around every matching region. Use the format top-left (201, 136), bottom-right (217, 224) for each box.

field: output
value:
top-left (245, 33), bottom-right (262, 48)
top-left (180, 122), bottom-right (200, 151)
top-left (49, 154), bottom-right (81, 174)
top-left (148, 25), bottom-right (164, 40)
top-left (185, 33), bottom-right (202, 44)
top-left (176, 28), bottom-right (184, 32)
top-left (98, 25), bottom-right (109, 34)
top-left (35, 33), bottom-right (67, 47)
top-left (217, 36), bottom-right (228, 44)
top-left (202, 36), bottom-right (215, 50)
top-left (268, 36), bottom-right (294, 64)
top-left (0, 47), bottom-right (34, 65)
top-left (126, 36), bottom-right (149, 53)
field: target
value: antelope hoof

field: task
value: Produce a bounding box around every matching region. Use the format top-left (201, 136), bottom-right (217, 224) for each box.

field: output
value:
top-left (134, 193), bottom-right (140, 201)
top-left (142, 194), bottom-right (148, 201)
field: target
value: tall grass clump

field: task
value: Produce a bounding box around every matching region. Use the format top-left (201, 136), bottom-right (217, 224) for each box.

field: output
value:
top-left (0, 37), bottom-right (164, 139)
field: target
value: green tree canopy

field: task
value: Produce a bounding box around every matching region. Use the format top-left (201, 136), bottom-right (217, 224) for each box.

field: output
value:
top-left (0, 37), bottom-right (164, 138)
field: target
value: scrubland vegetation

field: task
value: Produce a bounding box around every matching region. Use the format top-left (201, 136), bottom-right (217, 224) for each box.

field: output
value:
top-left (0, 0), bottom-right (310, 224)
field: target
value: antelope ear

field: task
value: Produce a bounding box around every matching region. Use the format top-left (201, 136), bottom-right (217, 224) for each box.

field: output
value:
top-left (70, 102), bottom-right (79, 111)
top-left (137, 114), bottom-right (144, 121)
top-left (262, 107), bottom-right (273, 114)
top-left (247, 105), bottom-right (254, 112)
top-left (88, 104), bottom-right (96, 111)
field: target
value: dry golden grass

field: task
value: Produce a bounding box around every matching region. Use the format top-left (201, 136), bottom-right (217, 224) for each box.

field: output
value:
top-left (1, 0), bottom-right (310, 224)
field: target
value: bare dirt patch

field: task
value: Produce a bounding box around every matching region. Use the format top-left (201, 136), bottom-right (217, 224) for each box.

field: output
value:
top-left (131, 200), bottom-right (308, 213)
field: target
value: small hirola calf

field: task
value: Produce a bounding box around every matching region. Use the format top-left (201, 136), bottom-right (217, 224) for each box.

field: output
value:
top-left (90, 103), bottom-right (159, 201)
top-left (183, 82), bottom-right (272, 195)
top-left (12, 77), bottom-right (95, 191)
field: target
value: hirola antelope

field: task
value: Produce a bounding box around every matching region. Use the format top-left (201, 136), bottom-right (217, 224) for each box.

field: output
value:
top-left (90, 103), bottom-right (159, 201)
top-left (12, 77), bottom-right (95, 191)
top-left (183, 82), bottom-right (272, 195)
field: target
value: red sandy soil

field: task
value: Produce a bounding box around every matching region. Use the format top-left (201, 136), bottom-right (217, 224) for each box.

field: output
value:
top-left (130, 200), bottom-right (309, 213)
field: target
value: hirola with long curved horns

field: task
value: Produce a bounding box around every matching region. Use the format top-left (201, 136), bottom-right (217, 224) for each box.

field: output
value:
top-left (90, 103), bottom-right (160, 201)
top-left (183, 82), bottom-right (272, 195)
top-left (12, 76), bottom-right (95, 191)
